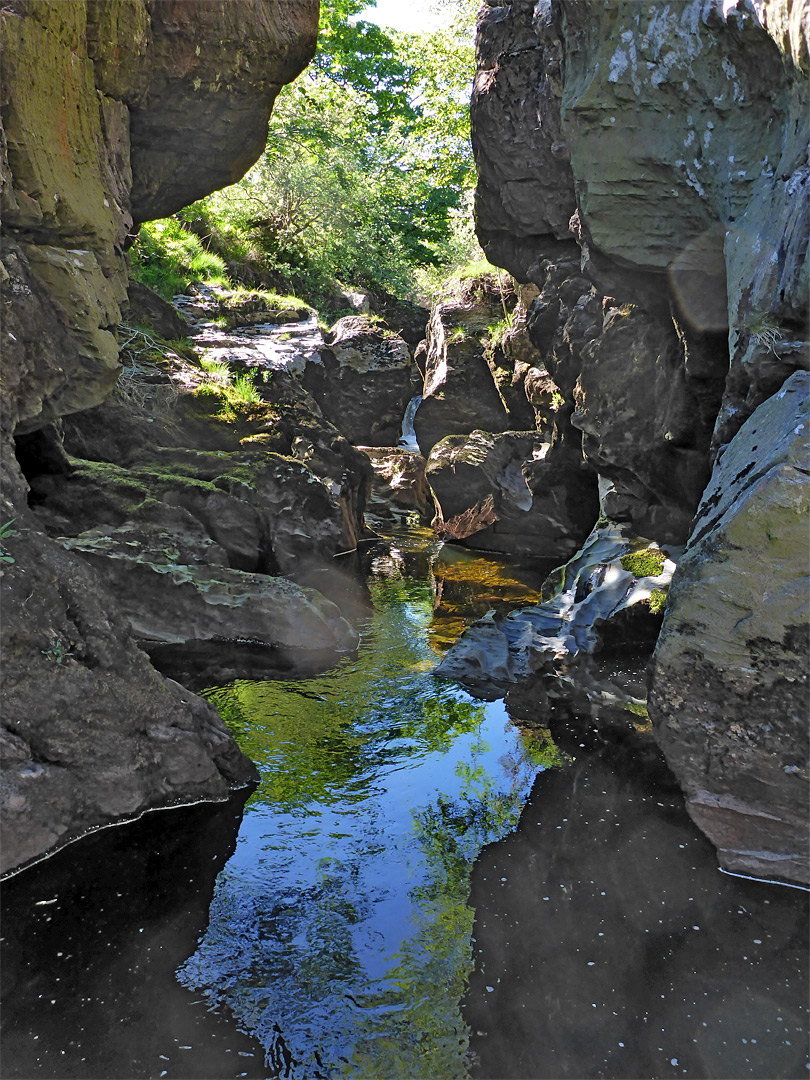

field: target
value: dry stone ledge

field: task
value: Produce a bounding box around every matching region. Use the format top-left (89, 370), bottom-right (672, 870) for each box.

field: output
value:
top-left (649, 371), bottom-right (810, 884)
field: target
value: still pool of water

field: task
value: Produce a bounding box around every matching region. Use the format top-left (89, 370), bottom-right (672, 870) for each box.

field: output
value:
top-left (1, 527), bottom-right (807, 1079)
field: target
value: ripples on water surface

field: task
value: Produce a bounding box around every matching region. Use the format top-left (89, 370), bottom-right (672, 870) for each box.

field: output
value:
top-left (1, 526), bottom-right (807, 1079)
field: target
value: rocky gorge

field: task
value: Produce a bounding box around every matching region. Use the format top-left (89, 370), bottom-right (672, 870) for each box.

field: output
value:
top-left (0, 0), bottom-right (807, 914)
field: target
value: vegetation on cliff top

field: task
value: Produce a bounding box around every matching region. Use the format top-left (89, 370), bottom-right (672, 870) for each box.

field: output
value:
top-left (131, 0), bottom-right (480, 312)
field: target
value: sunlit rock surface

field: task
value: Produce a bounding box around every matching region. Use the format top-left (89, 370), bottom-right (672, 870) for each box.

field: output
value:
top-left (649, 372), bottom-right (810, 883)
top-left (302, 316), bottom-right (414, 446)
top-left (436, 523), bottom-right (674, 693)
top-left (415, 294), bottom-right (511, 456)
top-left (0, 0), bottom-right (319, 875)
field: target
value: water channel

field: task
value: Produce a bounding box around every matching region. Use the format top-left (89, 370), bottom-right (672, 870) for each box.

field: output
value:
top-left (2, 520), bottom-right (808, 1080)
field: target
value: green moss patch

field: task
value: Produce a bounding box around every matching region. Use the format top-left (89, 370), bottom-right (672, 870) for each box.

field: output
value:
top-left (620, 547), bottom-right (666, 578)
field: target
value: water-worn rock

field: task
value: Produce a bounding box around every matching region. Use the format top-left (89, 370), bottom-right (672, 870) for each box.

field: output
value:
top-left (471, 0), bottom-right (576, 278)
top-left (0, 520), bottom-right (258, 879)
top-left (436, 523), bottom-right (674, 696)
top-left (426, 429), bottom-right (598, 559)
top-left (649, 373), bottom-right (809, 884)
top-left (415, 302), bottom-right (510, 455)
top-left (302, 317), bottom-right (413, 446)
top-left (359, 447), bottom-right (434, 519)
top-left (0, 0), bottom-right (320, 876)
top-left (59, 533), bottom-right (357, 653)
top-left (30, 449), bottom-right (352, 580)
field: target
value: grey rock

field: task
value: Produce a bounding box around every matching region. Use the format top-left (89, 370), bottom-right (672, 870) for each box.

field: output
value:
top-left (649, 372), bottom-right (810, 884)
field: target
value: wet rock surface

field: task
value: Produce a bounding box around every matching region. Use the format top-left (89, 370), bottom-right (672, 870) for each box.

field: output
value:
top-left (436, 523), bottom-right (674, 697)
top-left (649, 371), bottom-right (810, 883)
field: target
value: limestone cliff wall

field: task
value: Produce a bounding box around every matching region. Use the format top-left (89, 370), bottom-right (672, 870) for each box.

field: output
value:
top-left (0, 0), bottom-right (319, 876)
top-left (472, 0), bottom-right (808, 881)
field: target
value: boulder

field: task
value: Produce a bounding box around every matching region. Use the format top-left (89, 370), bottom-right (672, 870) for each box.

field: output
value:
top-left (426, 429), bottom-right (598, 559)
top-left (648, 372), bottom-right (809, 884)
top-left (415, 301), bottom-right (510, 455)
top-left (124, 280), bottom-right (191, 340)
top-left (302, 317), bottom-right (413, 446)
top-left (0, 519), bottom-right (258, 878)
top-left (359, 447), bottom-right (434, 520)
top-left (59, 531), bottom-right (357, 654)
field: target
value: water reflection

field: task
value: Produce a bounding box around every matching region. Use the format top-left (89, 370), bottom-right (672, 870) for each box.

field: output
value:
top-left (0, 794), bottom-right (267, 1080)
top-left (182, 557), bottom-right (546, 1078)
top-left (465, 718), bottom-right (810, 1080)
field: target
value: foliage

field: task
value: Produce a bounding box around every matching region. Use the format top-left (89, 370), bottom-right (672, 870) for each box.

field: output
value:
top-left (0, 520), bottom-right (17, 565)
top-left (648, 588), bottom-right (667, 614)
top-left (41, 637), bottom-right (75, 664)
top-left (129, 218), bottom-right (228, 299)
top-left (746, 312), bottom-right (783, 354)
top-left (131, 0), bottom-right (482, 308)
top-left (620, 547), bottom-right (666, 578)
top-left (192, 359), bottom-right (264, 422)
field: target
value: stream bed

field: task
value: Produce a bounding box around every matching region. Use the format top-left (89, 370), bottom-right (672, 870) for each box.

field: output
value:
top-left (1, 524), bottom-right (807, 1079)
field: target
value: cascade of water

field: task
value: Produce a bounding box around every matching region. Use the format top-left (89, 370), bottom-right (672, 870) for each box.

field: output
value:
top-left (398, 394), bottom-right (422, 451)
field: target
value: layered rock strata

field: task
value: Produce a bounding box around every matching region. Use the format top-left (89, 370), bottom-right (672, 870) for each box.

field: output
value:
top-left (465, 0), bottom-right (809, 880)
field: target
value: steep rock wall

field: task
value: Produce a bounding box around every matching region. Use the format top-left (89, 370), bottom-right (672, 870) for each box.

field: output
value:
top-left (472, 0), bottom-right (808, 881)
top-left (0, 0), bottom-right (319, 876)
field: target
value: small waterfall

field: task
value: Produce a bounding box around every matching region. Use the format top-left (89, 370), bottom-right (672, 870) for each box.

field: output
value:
top-left (398, 394), bottom-right (422, 452)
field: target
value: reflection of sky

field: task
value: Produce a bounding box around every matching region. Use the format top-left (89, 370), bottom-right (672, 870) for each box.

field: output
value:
top-left (179, 561), bottom-right (540, 1077)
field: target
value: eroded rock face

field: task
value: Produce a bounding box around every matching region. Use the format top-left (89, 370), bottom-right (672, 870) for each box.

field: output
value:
top-left (359, 447), bottom-right (435, 520)
top-left (427, 429), bottom-right (598, 559)
top-left (472, 0), bottom-right (576, 277)
top-left (648, 373), bottom-right (809, 883)
top-left (0, 0), bottom-right (320, 876)
top-left (472, 0), bottom-right (809, 880)
top-left (302, 317), bottom-right (414, 446)
top-left (415, 298), bottom-right (510, 455)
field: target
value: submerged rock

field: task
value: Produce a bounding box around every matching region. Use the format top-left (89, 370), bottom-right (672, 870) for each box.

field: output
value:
top-left (649, 372), bottom-right (809, 884)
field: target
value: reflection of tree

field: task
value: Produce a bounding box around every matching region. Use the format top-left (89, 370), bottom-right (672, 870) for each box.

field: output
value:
top-left (185, 546), bottom-right (570, 1079)
top-left (344, 738), bottom-right (531, 1080)
top-left (203, 679), bottom-right (490, 813)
